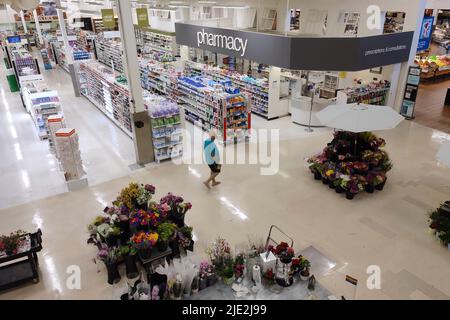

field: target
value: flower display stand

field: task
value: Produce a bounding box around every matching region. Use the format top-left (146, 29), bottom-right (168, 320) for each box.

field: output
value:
top-left (307, 131), bottom-right (393, 200)
top-left (0, 229), bottom-right (43, 291)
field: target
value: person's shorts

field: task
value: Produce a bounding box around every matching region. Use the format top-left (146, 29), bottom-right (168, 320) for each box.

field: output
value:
top-left (208, 163), bottom-right (221, 173)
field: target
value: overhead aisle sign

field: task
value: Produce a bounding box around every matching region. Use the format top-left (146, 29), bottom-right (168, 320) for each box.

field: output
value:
top-left (101, 9), bottom-right (115, 29)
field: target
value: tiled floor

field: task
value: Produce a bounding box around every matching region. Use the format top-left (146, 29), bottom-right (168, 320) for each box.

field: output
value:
top-left (1, 51), bottom-right (450, 300)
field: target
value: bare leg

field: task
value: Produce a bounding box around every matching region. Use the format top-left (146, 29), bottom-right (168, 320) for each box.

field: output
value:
top-left (212, 172), bottom-right (221, 186)
top-left (204, 171), bottom-right (215, 188)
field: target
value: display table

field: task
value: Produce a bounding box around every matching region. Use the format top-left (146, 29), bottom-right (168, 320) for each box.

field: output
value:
top-left (0, 229), bottom-right (43, 291)
top-left (291, 96), bottom-right (329, 127)
top-left (187, 277), bottom-right (332, 300)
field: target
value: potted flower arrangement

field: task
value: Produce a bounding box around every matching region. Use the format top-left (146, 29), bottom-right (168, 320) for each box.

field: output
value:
top-left (429, 203), bottom-right (450, 249)
top-left (262, 269), bottom-right (275, 286)
top-left (160, 193), bottom-right (193, 227)
top-left (96, 223), bottom-right (121, 247)
top-left (177, 226), bottom-right (194, 252)
top-left (156, 222), bottom-right (176, 252)
top-left (221, 258), bottom-right (235, 286)
top-left (291, 257), bottom-right (301, 275)
top-left (0, 230), bottom-right (26, 256)
top-left (130, 231), bottom-right (158, 259)
top-left (199, 261), bottom-right (213, 290)
top-left (307, 131), bottom-right (393, 199)
top-left (343, 175), bottom-right (366, 200)
top-left (96, 244), bottom-right (121, 285)
top-left (299, 257), bottom-right (311, 281)
top-left (119, 244), bottom-right (139, 279)
top-left (234, 253), bottom-right (246, 281)
top-left (206, 237), bottom-right (232, 278)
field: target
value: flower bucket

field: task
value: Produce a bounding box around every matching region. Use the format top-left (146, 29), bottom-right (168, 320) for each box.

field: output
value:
top-left (124, 255), bottom-right (139, 279)
top-left (313, 170), bottom-right (321, 180)
top-left (365, 184), bottom-right (374, 193)
top-left (375, 180), bottom-right (386, 191)
top-left (322, 177), bottom-right (329, 185)
top-left (105, 262), bottom-right (121, 285)
top-left (199, 277), bottom-right (208, 290)
top-left (335, 186), bottom-right (344, 194)
top-left (207, 274), bottom-right (218, 287)
top-left (447, 243), bottom-right (450, 251)
top-left (345, 191), bottom-right (355, 200)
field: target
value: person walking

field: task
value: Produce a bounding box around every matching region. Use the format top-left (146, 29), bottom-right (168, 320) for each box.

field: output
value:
top-left (203, 132), bottom-right (221, 189)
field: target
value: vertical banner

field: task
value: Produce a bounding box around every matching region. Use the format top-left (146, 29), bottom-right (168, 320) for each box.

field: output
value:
top-left (417, 16), bottom-right (434, 51)
top-left (136, 8), bottom-right (149, 27)
top-left (101, 9), bottom-right (115, 29)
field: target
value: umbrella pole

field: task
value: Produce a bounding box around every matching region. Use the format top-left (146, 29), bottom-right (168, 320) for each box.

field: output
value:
top-left (305, 71), bottom-right (314, 133)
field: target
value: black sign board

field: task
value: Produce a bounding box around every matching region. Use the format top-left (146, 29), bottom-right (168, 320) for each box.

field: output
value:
top-left (175, 23), bottom-right (414, 71)
top-left (400, 66), bottom-right (421, 119)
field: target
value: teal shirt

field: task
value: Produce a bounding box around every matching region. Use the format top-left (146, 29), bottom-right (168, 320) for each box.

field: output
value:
top-left (204, 139), bottom-right (219, 165)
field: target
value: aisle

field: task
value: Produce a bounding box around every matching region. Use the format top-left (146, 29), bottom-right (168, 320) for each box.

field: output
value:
top-left (0, 50), bottom-right (135, 209)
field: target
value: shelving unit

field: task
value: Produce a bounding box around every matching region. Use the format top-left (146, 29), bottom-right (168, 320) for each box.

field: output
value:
top-left (176, 75), bottom-right (250, 144)
top-left (92, 17), bottom-right (119, 33)
top-left (94, 36), bottom-right (124, 73)
top-left (55, 128), bottom-right (86, 181)
top-left (136, 27), bottom-right (179, 55)
top-left (319, 73), bottom-right (339, 99)
top-left (184, 61), bottom-right (269, 119)
top-left (46, 114), bottom-right (66, 157)
top-left (146, 94), bottom-right (184, 162)
top-left (79, 60), bottom-right (132, 136)
top-left (337, 81), bottom-right (391, 105)
top-left (21, 79), bottom-right (62, 139)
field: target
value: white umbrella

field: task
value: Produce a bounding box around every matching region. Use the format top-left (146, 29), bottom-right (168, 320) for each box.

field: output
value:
top-left (316, 103), bottom-right (405, 133)
top-left (437, 140), bottom-right (450, 168)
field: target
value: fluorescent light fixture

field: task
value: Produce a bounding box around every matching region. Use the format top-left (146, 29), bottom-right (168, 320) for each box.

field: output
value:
top-left (79, 9), bottom-right (101, 14)
top-left (168, 5), bottom-right (190, 8)
top-left (198, 1), bottom-right (217, 3)
top-left (212, 5), bottom-right (249, 9)
top-left (169, 1), bottom-right (186, 3)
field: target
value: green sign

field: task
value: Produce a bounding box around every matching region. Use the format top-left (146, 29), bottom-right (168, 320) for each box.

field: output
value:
top-left (101, 9), bottom-right (115, 28)
top-left (136, 8), bottom-right (149, 27)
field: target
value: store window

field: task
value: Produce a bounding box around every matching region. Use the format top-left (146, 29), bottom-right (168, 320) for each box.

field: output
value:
top-left (260, 8), bottom-right (277, 31)
top-left (303, 9), bottom-right (328, 35)
top-left (339, 11), bottom-right (360, 35)
top-left (290, 9), bottom-right (301, 31)
top-left (383, 12), bottom-right (406, 34)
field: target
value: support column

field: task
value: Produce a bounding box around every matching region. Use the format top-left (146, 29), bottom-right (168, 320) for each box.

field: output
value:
top-left (116, 0), bottom-right (154, 165)
top-left (20, 10), bottom-right (28, 33)
top-left (56, 4), bottom-right (80, 97)
top-left (33, 10), bottom-right (43, 46)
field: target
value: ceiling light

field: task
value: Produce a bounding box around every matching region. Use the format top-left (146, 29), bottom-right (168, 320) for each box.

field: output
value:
top-left (212, 5), bottom-right (249, 9)
top-left (198, 1), bottom-right (217, 4)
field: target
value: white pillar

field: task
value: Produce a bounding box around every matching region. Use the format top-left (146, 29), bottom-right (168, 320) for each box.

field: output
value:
top-left (116, 0), bottom-right (155, 164)
top-left (20, 10), bottom-right (28, 33)
top-left (393, 0), bottom-right (427, 112)
top-left (57, 8), bottom-right (74, 64)
top-left (33, 10), bottom-right (43, 46)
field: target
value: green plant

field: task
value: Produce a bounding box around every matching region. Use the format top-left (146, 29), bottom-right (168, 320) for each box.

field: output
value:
top-left (300, 258), bottom-right (311, 270)
top-left (221, 258), bottom-right (235, 278)
top-left (119, 244), bottom-right (137, 256)
top-left (157, 222), bottom-right (176, 242)
top-left (179, 226), bottom-right (193, 239)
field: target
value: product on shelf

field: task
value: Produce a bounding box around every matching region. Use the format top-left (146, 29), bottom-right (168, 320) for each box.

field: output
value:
top-left (146, 93), bottom-right (183, 162)
top-left (46, 115), bottom-right (66, 157)
top-left (135, 28), bottom-right (179, 56)
top-left (94, 35), bottom-right (124, 73)
top-left (55, 128), bottom-right (86, 181)
top-left (21, 79), bottom-right (62, 139)
top-left (40, 49), bottom-right (52, 70)
top-left (176, 75), bottom-right (250, 143)
top-left (415, 54), bottom-right (450, 79)
top-left (338, 80), bottom-right (390, 105)
top-left (184, 61), bottom-right (269, 119)
top-left (79, 60), bottom-right (132, 135)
